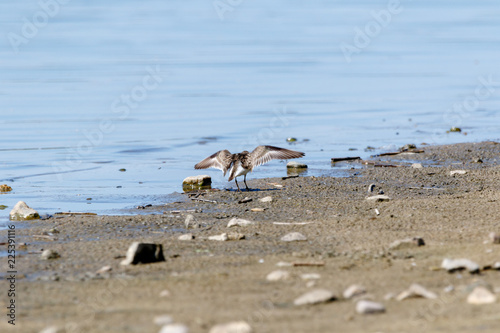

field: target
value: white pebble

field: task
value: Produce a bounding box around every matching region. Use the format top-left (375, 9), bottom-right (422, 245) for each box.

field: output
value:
top-left (154, 315), bottom-right (174, 326)
top-left (300, 273), bottom-right (321, 280)
top-left (293, 289), bottom-right (336, 306)
top-left (281, 232), bottom-right (307, 242)
top-left (356, 300), bottom-right (386, 314)
top-left (258, 196), bottom-right (273, 203)
top-left (343, 284), bottom-right (366, 299)
top-left (450, 170), bottom-right (467, 176)
top-left (397, 283), bottom-right (437, 301)
top-left (467, 286), bottom-right (497, 305)
top-left (227, 218), bottom-right (254, 227)
top-left (266, 270), bottom-right (290, 281)
top-left (159, 324), bottom-right (189, 333)
top-left (178, 234), bottom-right (194, 241)
top-left (209, 321), bottom-right (252, 333)
top-left (208, 233), bottom-right (228, 241)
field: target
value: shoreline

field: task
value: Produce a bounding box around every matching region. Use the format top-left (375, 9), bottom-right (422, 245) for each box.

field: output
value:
top-left (2, 140), bottom-right (500, 332)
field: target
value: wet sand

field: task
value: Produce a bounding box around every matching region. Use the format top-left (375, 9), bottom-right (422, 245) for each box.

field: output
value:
top-left (2, 141), bottom-right (500, 332)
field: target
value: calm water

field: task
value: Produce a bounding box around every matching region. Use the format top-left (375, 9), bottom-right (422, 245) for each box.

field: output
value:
top-left (1, 0), bottom-right (499, 219)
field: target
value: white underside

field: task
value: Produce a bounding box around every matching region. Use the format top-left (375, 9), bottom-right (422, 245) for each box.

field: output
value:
top-left (230, 164), bottom-right (250, 179)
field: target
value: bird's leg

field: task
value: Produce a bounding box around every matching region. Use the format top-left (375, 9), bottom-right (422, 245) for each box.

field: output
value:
top-left (244, 174), bottom-right (250, 191)
top-left (234, 178), bottom-right (241, 192)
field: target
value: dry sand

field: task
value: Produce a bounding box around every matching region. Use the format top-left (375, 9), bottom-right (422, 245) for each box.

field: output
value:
top-left (1, 141), bottom-right (500, 332)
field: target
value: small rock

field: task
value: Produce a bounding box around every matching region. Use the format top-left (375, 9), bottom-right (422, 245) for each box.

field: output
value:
top-left (209, 321), bottom-right (252, 333)
top-left (356, 300), bottom-right (385, 314)
top-left (159, 324), bottom-right (189, 333)
top-left (411, 163), bottom-right (423, 169)
top-left (209, 233), bottom-right (228, 241)
top-left (343, 284), bottom-right (367, 299)
top-left (281, 232), bottom-right (307, 242)
top-left (442, 258), bottom-right (480, 274)
top-left (450, 170), bottom-right (467, 176)
top-left (250, 208), bottom-right (265, 212)
top-left (227, 218), bottom-right (254, 227)
top-left (96, 265), bottom-right (112, 274)
top-left (389, 237), bottom-right (425, 251)
top-left (293, 289), bottom-right (336, 306)
top-left (300, 273), bottom-right (321, 280)
top-left (39, 326), bottom-right (62, 333)
top-left (227, 232), bottom-right (245, 240)
top-left (154, 315), bottom-right (174, 326)
top-left (467, 286), bottom-right (497, 305)
top-left (182, 175), bottom-right (211, 188)
top-left (120, 242), bottom-right (165, 265)
top-left (41, 249), bottom-right (60, 260)
top-left (397, 283), bottom-right (437, 301)
top-left (489, 232), bottom-right (500, 244)
top-left (368, 184), bottom-right (376, 193)
top-left (493, 262), bottom-right (500, 270)
top-left (259, 196), bottom-right (273, 203)
top-left (159, 290), bottom-right (171, 297)
top-left (178, 234), bottom-right (194, 241)
top-left (238, 197), bottom-right (252, 204)
top-left (0, 184), bottom-right (12, 192)
top-left (365, 195), bottom-right (390, 202)
top-left (286, 137), bottom-right (297, 142)
top-left (287, 161), bottom-right (308, 169)
top-left (276, 261), bottom-right (293, 267)
top-left (184, 214), bottom-right (198, 229)
top-left (266, 270), bottom-right (290, 281)
top-left (9, 201), bottom-right (40, 221)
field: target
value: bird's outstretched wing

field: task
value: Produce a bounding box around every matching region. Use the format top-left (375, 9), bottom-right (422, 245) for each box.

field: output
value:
top-left (250, 145), bottom-right (305, 169)
top-left (194, 150), bottom-right (233, 176)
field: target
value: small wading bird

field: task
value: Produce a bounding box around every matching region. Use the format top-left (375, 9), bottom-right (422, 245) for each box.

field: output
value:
top-left (194, 145), bottom-right (305, 191)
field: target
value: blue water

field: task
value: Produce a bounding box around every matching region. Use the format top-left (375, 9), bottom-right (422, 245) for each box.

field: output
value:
top-left (1, 0), bottom-right (499, 220)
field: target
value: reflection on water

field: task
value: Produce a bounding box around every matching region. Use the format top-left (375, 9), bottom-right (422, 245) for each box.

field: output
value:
top-left (1, 0), bottom-right (499, 213)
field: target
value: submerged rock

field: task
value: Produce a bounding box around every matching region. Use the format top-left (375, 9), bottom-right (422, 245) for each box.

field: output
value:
top-left (9, 201), bottom-right (40, 221)
top-left (287, 161), bottom-right (308, 169)
top-left (120, 242), bottom-right (165, 265)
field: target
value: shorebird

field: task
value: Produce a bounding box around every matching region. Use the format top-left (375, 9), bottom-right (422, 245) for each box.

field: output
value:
top-left (194, 145), bottom-right (305, 191)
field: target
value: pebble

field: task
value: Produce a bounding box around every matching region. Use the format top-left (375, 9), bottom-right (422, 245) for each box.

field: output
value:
top-left (120, 242), bottom-right (165, 265)
top-left (389, 237), bottom-right (425, 251)
top-left (154, 315), bottom-right (174, 326)
top-left (489, 232), bottom-right (500, 244)
top-left (343, 284), bottom-right (366, 299)
top-left (39, 326), bottom-right (62, 333)
top-left (281, 232), bottom-right (307, 242)
top-left (159, 289), bottom-right (171, 297)
top-left (368, 184), bottom-right (376, 193)
top-left (9, 201), bottom-right (40, 221)
top-left (276, 261), bottom-right (293, 267)
top-left (184, 214), bottom-right (199, 229)
top-left (356, 300), bottom-right (386, 314)
top-left (182, 175), bottom-right (211, 187)
top-left (209, 233), bottom-right (228, 241)
top-left (159, 324), bottom-right (189, 333)
top-left (238, 197), bottom-right (252, 204)
top-left (450, 170), bottom-right (467, 176)
top-left (41, 249), bottom-right (60, 260)
top-left (227, 232), bottom-right (245, 240)
top-left (493, 262), bottom-right (500, 270)
top-left (227, 218), bottom-right (254, 228)
top-left (300, 273), bottom-right (321, 280)
top-left (441, 258), bottom-right (480, 274)
top-left (96, 265), bottom-right (112, 274)
top-left (411, 163), bottom-right (423, 169)
top-left (250, 208), bottom-right (265, 212)
top-left (209, 321), bottom-right (252, 333)
top-left (287, 161), bottom-right (308, 169)
top-left (467, 286), bottom-right (497, 305)
top-left (365, 195), bottom-right (390, 202)
top-left (397, 283), bottom-right (437, 301)
top-left (259, 196), bottom-right (273, 203)
top-left (266, 270), bottom-right (290, 281)
top-left (293, 289), bottom-right (336, 306)
top-left (178, 234), bottom-right (194, 241)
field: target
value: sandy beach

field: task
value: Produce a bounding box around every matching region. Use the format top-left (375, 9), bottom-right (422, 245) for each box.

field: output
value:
top-left (2, 141), bottom-right (500, 333)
